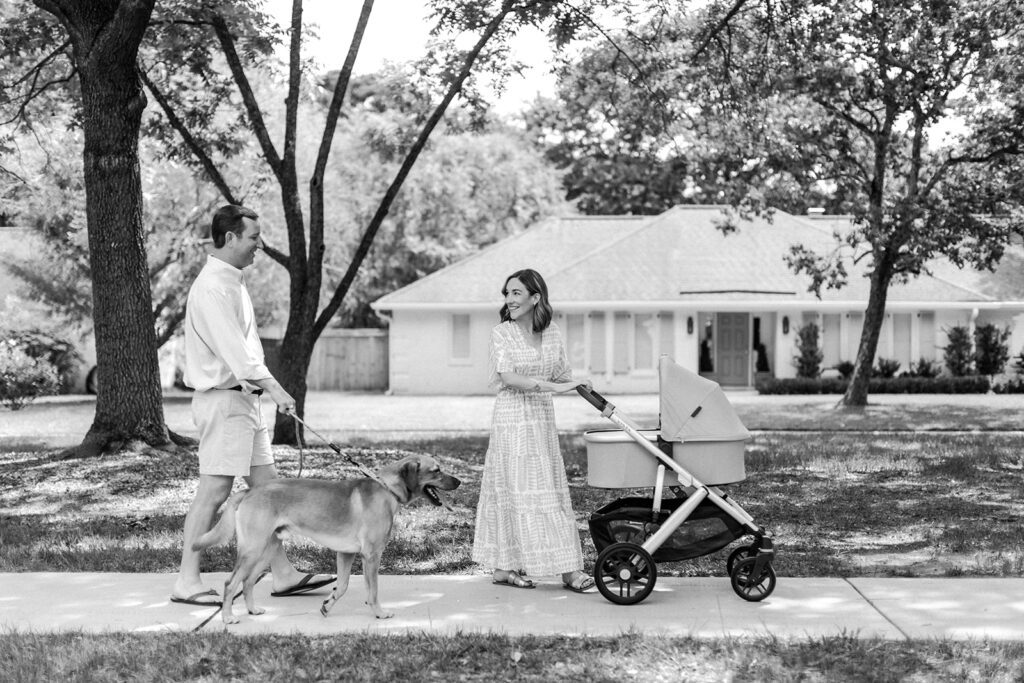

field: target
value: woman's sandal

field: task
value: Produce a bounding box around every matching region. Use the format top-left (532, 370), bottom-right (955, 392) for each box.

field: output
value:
top-left (492, 570), bottom-right (536, 589)
top-left (563, 571), bottom-right (596, 594)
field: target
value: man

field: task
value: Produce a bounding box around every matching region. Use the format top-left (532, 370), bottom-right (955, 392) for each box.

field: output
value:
top-left (171, 204), bottom-right (333, 606)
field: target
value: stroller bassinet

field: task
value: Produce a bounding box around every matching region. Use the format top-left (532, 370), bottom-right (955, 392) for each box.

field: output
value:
top-left (579, 356), bottom-right (776, 605)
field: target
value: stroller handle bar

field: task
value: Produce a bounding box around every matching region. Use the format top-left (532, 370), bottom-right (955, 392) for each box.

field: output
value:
top-left (576, 385), bottom-right (611, 413)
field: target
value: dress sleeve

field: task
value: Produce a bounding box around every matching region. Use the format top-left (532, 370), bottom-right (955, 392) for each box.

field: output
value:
top-left (488, 325), bottom-right (514, 389)
top-left (550, 323), bottom-right (573, 382)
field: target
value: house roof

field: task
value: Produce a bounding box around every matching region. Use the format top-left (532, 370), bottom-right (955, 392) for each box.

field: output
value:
top-left (372, 206), bottom-right (1024, 311)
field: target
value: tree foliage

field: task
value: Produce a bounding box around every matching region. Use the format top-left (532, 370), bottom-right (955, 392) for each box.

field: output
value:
top-left (530, 0), bottom-right (1024, 405)
top-left (135, 0), bottom-right (615, 443)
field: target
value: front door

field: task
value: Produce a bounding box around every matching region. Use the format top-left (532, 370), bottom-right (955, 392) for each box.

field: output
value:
top-left (716, 313), bottom-right (750, 386)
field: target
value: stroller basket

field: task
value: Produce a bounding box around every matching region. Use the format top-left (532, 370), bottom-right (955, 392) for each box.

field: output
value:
top-left (589, 495), bottom-right (745, 563)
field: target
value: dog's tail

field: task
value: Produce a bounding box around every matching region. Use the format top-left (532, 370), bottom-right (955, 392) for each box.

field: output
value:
top-left (192, 491), bottom-right (246, 551)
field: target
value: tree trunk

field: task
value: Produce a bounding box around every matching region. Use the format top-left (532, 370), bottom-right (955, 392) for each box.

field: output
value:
top-left (840, 264), bottom-right (893, 407)
top-left (271, 301), bottom-right (315, 445)
top-left (49, 1), bottom-right (171, 457)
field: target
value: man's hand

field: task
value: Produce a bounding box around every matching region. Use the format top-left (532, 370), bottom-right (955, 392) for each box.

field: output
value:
top-left (250, 377), bottom-right (296, 414)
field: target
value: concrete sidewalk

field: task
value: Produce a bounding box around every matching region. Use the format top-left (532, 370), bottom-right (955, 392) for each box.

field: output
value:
top-left (2, 573), bottom-right (1023, 640)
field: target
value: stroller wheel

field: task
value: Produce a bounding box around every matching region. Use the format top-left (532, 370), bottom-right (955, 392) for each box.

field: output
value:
top-left (726, 544), bottom-right (756, 576)
top-left (595, 542), bottom-right (657, 605)
top-left (730, 556), bottom-right (777, 602)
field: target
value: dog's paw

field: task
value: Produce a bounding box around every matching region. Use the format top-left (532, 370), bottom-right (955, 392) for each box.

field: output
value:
top-left (223, 614), bottom-right (241, 625)
top-left (319, 601), bottom-right (330, 617)
top-left (248, 606), bottom-right (266, 616)
top-left (376, 611), bottom-right (395, 620)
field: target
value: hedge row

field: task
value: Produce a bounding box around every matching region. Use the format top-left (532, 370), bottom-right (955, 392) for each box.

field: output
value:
top-left (755, 376), bottom-right (994, 395)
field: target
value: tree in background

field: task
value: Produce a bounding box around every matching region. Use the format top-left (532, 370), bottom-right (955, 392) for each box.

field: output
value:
top-left (943, 325), bottom-right (974, 377)
top-left (973, 323), bottom-right (1011, 378)
top-left (523, 7), bottom-right (837, 216)
top-left (793, 322), bottom-right (823, 378)
top-left (698, 0), bottom-right (1024, 407)
top-left (1, 0), bottom-right (182, 456)
top-left (530, 0), bottom-right (1024, 406)
top-left (139, 0), bottom-right (612, 444)
top-left (317, 69), bottom-right (567, 327)
top-left (2, 117), bottom-right (219, 349)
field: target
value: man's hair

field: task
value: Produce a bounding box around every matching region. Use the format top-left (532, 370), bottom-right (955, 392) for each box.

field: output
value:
top-left (210, 205), bottom-right (258, 248)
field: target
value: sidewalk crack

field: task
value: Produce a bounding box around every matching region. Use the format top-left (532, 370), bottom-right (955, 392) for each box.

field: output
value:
top-left (844, 578), bottom-right (910, 641)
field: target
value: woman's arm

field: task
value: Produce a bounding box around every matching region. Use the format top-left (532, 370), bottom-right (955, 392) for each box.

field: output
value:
top-left (497, 371), bottom-right (590, 394)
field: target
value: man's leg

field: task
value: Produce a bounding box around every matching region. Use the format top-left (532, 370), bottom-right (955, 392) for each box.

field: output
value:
top-left (246, 463), bottom-right (334, 594)
top-left (172, 473), bottom-right (234, 601)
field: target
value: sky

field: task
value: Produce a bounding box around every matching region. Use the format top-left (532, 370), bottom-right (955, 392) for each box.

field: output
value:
top-left (263, 0), bottom-right (558, 114)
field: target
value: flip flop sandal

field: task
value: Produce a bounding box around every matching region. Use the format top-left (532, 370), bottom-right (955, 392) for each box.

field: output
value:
top-left (170, 589), bottom-right (221, 606)
top-left (271, 573), bottom-right (335, 597)
top-left (563, 573), bottom-right (596, 594)
top-left (492, 571), bottom-right (536, 589)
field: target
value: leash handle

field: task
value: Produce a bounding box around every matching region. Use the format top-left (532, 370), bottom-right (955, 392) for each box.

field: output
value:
top-left (292, 414), bottom-right (305, 477)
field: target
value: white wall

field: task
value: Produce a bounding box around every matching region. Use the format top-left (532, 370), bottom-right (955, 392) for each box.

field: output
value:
top-left (386, 310), bottom-right (494, 394)
top-left (385, 306), bottom-right (1024, 393)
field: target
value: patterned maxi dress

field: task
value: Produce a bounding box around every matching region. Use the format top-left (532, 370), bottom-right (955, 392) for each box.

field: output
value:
top-left (471, 320), bottom-right (585, 576)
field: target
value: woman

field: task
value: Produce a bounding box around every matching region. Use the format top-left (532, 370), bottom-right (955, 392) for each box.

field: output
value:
top-left (471, 268), bottom-right (595, 592)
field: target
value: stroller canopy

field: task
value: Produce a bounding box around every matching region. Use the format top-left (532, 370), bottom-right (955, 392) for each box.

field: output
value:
top-left (659, 356), bottom-right (751, 442)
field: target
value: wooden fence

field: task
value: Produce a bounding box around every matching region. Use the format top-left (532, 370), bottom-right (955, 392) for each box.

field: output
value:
top-left (262, 328), bottom-right (388, 392)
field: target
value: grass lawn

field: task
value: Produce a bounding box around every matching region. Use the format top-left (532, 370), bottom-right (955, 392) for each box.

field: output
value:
top-left (2, 402), bottom-right (1024, 681)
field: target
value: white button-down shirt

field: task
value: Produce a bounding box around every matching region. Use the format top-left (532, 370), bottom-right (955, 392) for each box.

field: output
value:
top-left (183, 255), bottom-right (272, 391)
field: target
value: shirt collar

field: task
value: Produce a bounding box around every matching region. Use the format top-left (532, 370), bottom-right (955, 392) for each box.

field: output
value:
top-left (206, 254), bottom-right (244, 282)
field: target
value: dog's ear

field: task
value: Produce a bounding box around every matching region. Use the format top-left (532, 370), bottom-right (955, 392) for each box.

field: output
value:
top-left (400, 458), bottom-right (420, 493)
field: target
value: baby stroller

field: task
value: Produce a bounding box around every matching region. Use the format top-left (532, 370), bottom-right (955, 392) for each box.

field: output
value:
top-left (579, 356), bottom-right (776, 605)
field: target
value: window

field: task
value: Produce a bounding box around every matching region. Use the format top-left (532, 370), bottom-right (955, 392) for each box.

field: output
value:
top-left (450, 314), bottom-right (470, 361)
top-left (699, 312), bottom-right (714, 373)
top-left (659, 312), bottom-right (675, 361)
top-left (893, 313), bottom-right (912, 369)
top-left (613, 312), bottom-right (631, 374)
top-left (564, 314), bottom-right (586, 371)
top-left (634, 313), bottom-right (656, 370)
top-left (919, 311), bottom-right (936, 360)
top-left (590, 312), bottom-right (607, 373)
top-left (822, 313), bottom-right (841, 367)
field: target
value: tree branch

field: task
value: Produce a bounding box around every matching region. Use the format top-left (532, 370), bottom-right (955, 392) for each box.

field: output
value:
top-left (312, 0), bottom-right (516, 337)
top-left (95, 0), bottom-right (157, 62)
top-left (138, 68), bottom-right (240, 206)
top-left (308, 0), bottom-right (374, 280)
top-left (690, 0), bottom-right (752, 63)
top-left (210, 12), bottom-right (283, 179)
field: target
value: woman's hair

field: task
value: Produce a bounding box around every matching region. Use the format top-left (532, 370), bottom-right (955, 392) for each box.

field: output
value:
top-left (499, 268), bottom-right (553, 333)
top-left (210, 204), bottom-right (259, 248)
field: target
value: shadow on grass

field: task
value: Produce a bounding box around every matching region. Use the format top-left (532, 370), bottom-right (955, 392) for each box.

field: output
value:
top-left (2, 432), bottom-right (1022, 577)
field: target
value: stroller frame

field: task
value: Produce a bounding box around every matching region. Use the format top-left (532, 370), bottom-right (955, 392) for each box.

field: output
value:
top-left (578, 385), bottom-right (776, 605)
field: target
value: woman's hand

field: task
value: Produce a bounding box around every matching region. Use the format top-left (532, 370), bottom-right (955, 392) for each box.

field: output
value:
top-left (546, 379), bottom-right (592, 394)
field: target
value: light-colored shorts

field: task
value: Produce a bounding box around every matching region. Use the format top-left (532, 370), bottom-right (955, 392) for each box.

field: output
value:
top-left (192, 389), bottom-right (274, 476)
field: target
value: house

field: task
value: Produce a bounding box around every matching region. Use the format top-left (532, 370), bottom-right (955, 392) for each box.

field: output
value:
top-left (371, 206), bottom-right (1024, 394)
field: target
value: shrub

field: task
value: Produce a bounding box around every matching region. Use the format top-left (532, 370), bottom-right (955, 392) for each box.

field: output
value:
top-left (909, 358), bottom-right (941, 378)
top-left (793, 322), bottom-right (823, 378)
top-left (755, 375), bottom-right (990, 395)
top-left (973, 323), bottom-right (1011, 377)
top-left (1, 327), bottom-right (83, 393)
top-left (0, 345), bottom-right (60, 410)
top-left (993, 378), bottom-right (1024, 394)
top-left (873, 357), bottom-right (901, 379)
top-left (943, 325), bottom-right (974, 377)
top-left (1014, 350), bottom-right (1024, 376)
top-left (835, 360), bottom-right (855, 379)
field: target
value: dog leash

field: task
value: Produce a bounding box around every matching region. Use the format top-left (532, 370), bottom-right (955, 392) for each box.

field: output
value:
top-left (289, 414), bottom-right (387, 488)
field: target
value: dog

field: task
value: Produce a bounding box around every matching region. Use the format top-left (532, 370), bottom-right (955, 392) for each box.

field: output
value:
top-left (192, 454), bottom-right (461, 624)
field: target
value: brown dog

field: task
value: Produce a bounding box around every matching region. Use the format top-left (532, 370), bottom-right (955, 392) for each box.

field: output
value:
top-left (193, 454), bottom-right (461, 624)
